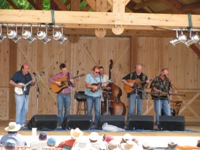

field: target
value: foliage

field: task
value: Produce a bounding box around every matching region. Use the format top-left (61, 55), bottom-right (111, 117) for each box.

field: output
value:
top-left (0, 0), bottom-right (92, 11)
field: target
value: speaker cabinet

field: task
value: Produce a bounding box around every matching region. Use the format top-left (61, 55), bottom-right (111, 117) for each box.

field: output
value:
top-left (62, 115), bottom-right (92, 130)
top-left (159, 116), bottom-right (185, 131)
top-left (98, 115), bottom-right (125, 129)
top-left (27, 115), bottom-right (57, 130)
top-left (127, 115), bottom-right (154, 130)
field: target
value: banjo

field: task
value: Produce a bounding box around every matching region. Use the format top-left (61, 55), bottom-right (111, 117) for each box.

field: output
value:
top-left (14, 72), bottom-right (45, 95)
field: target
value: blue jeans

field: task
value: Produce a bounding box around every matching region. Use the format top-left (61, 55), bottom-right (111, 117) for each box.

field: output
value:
top-left (86, 96), bottom-right (100, 126)
top-left (154, 99), bottom-right (171, 125)
top-left (57, 94), bottom-right (71, 126)
top-left (127, 93), bottom-right (143, 116)
top-left (15, 94), bottom-right (29, 125)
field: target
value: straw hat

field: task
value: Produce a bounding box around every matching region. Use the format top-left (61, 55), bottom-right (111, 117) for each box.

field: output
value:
top-left (70, 128), bottom-right (83, 140)
top-left (121, 133), bottom-right (133, 143)
top-left (106, 140), bottom-right (121, 150)
top-left (5, 122), bottom-right (21, 132)
top-left (121, 140), bottom-right (134, 150)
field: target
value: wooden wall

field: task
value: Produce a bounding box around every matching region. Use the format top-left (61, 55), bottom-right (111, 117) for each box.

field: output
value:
top-left (0, 36), bottom-right (199, 125)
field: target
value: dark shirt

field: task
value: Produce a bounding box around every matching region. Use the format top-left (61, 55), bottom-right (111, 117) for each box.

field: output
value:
top-left (150, 76), bottom-right (172, 100)
top-left (122, 71), bottom-right (148, 98)
top-left (10, 70), bottom-right (32, 95)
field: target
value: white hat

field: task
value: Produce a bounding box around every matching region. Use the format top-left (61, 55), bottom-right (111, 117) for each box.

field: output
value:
top-left (70, 128), bottom-right (83, 140)
top-left (73, 136), bottom-right (91, 150)
top-left (5, 122), bottom-right (21, 132)
top-left (106, 140), bottom-right (121, 150)
top-left (89, 132), bottom-right (99, 142)
top-left (122, 133), bottom-right (133, 142)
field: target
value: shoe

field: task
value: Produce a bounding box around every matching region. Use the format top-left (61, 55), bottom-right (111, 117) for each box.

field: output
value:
top-left (91, 125), bottom-right (97, 129)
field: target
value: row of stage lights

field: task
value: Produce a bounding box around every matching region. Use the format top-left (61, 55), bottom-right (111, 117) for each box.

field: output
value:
top-left (170, 29), bottom-right (200, 47)
top-left (0, 24), bottom-right (67, 44)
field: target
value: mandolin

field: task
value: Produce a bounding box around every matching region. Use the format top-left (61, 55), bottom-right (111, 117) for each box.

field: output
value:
top-left (50, 73), bottom-right (85, 93)
top-left (90, 80), bottom-right (112, 92)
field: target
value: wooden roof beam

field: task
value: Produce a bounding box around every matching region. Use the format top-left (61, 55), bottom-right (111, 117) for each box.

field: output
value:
top-left (133, 0), bottom-right (159, 10)
top-left (85, 0), bottom-right (96, 10)
top-left (126, 1), bottom-right (149, 13)
top-left (159, 0), bottom-right (184, 13)
top-left (52, 0), bottom-right (68, 10)
top-left (190, 45), bottom-right (200, 58)
top-left (0, 10), bottom-right (200, 29)
top-left (181, 1), bottom-right (200, 12)
top-left (27, 0), bottom-right (43, 10)
top-left (5, 0), bottom-right (19, 9)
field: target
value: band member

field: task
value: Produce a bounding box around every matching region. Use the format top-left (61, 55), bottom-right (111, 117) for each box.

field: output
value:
top-left (49, 63), bottom-right (75, 127)
top-left (122, 64), bottom-right (148, 118)
top-left (85, 66), bottom-right (103, 128)
top-left (99, 66), bottom-right (111, 115)
top-left (9, 64), bottom-right (35, 127)
top-left (150, 68), bottom-right (177, 126)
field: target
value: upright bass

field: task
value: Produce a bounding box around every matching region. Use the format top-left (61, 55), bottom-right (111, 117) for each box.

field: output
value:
top-left (108, 59), bottom-right (126, 115)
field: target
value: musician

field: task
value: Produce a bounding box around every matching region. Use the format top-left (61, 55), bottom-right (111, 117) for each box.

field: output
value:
top-left (150, 68), bottom-right (177, 126)
top-left (85, 66), bottom-right (103, 128)
top-left (9, 64), bottom-right (35, 127)
top-left (122, 64), bottom-right (148, 118)
top-left (49, 63), bottom-right (75, 127)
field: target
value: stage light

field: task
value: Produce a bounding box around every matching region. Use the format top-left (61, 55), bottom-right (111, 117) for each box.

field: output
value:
top-left (53, 27), bottom-right (67, 44)
top-left (170, 30), bottom-right (187, 46)
top-left (22, 24), bottom-right (36, 43)
top-left (0, 24), bottom-right (6, 42)
top-left (37, 24), bottom-right (51, 45)
top-left (7, 25), bottom-right (21, 43)
top-left (185, 31), bottom-right (200, 47)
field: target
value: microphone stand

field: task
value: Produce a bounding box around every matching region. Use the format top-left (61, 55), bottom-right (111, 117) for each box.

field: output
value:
top-left (35, 74), bottom-right (40, 114)
top-left (134, 83), bottom-right (138, 114)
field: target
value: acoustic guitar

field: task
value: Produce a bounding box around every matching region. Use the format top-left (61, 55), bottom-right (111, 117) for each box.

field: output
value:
top-left (50, 73), bottom-right (85, 93)
top-left (123, 78), bottom-right (148, 93)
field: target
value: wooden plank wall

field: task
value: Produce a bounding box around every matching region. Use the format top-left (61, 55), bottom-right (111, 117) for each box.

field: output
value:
top-left (0, 36), bottom-right (199, 124)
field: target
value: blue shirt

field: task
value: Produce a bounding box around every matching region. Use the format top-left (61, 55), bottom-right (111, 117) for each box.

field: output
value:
top-left (85, 73), bottom-right (102, 97)
top-left (10, 70), bottom-right (32, 95)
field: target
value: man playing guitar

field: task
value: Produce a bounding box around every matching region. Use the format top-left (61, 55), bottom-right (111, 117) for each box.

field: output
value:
top-left (85, 66), bottom-right (103, 128)
top-left (49, 63), bottom-right (75, 127)
top-left (122, 64), bottom-right (149, 124)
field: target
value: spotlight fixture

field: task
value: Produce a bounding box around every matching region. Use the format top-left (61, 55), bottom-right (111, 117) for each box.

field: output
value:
top-left (170, 30), bottom-right (187, 46)
top-left (7, 25), bottom-right (21, 43)
top-left (0, 24), bottom-right (6, 42)
top-left (37, 24), bottom-right (51, 45)
top-left (185, 31), bottom-right (200, 47)
top-left (53, 27), bottom-right (67, 44)
top-left (22, 24), bottom-right (36, 43)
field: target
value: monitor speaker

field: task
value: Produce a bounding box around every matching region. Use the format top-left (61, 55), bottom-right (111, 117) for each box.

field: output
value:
top-left (98, 115), bottom-right (125, 129)
top-left (27, 114), bottom-right (57, 130)
top-left (127, 115), bottom-right (154, 130)
top-left (159, 116), bottom-right (185, 131)
top-left (62, 115), bottom-right (92, 130)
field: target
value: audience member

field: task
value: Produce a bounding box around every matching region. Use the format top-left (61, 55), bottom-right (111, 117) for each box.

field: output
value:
top-left (4, 139), bottom-right (16, 150)
top-left (57, 128), bottom-right (83, 149)
top-left (0, 122), bottom-right (26, 146)
top-left (106, 139), bottom-right (121, 150)
top-left (30, 132), bottom-right (48, 149)
top-left (89, 132), bottom-right (100, 149)
top-left (47, 137), bottom-right (56, 147)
